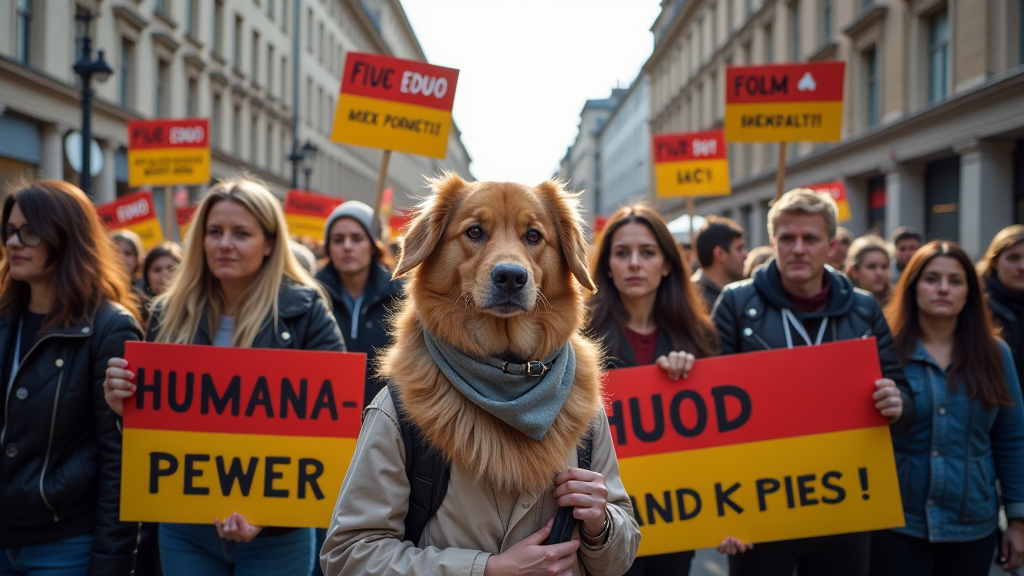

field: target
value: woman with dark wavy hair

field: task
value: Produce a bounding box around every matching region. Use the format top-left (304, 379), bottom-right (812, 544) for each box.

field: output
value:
top-left (0, 180), bottom-right (142, 576)
top-left (586, 203), bottom-right (718, 576)
top-left (873, 240), bottom-right (1024, 576)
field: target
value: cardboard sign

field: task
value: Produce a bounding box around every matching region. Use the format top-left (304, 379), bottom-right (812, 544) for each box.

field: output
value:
top-left (128, 119), bottom-right (211, 186)
top-left (96, 191), bottom-right (165, 251)
top-left (653, 131), bottom-right (731, 197)
top-left (605, 339), bottom-right (903, 555)
top-left (804, 180), bottom-right (851, 223)
top-left (284, 190), bottom-right (345, 241)
top-left (120, 342), bottom-right (367, 528)
top-left (331, 52), bottom-right (459, 159)
top-left (176, 204), bottom-right (198, 241)
top-left (725, 62), bottom-right (845, 143)
top-left (388, 213), bottom-right (410, 243)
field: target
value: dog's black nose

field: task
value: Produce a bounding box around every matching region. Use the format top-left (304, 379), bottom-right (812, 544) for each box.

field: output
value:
top-left (491, 263), bottom-right (529, 294)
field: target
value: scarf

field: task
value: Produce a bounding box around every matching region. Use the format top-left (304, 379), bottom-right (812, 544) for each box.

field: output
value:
top-left (422, 329), bottom-right (576, 441)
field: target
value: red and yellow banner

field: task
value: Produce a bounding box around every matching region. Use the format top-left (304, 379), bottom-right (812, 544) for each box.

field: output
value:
top-left (725, 62), bottom-right (845, 142)
top-left (331, 53), bottom-right (459, 159)
top-left (605, 339), bottom-right (903, 555)
top-left (388, 213), bottom-right (410, 243)
top-left (804, 180), bottom-right (851, 223)
top-left (120, 343), bottom-right (367, 528)
top-left (128, 119), bottom-right (211, 186)
top-left (653, 131), bottom-right (731, 197)
top-left (96, 191), bottom-right (165, 251)
top-left (284, 190), bottom-right (345, 241)
top-left (176, 204), bottom-right (198, 241)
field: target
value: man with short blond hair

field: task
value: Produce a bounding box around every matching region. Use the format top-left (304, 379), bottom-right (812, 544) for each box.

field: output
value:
top-left (712, 188), bottom-right (915, 576)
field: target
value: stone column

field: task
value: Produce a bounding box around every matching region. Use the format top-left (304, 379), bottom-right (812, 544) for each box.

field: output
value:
top-left (882, 160), bottom-right (926, 239)
top-left (96, 141), bottom-right (118, 204)
top-left (39, 124), bottom-right (68, 180)
top-left (750, 199), bottom-right (768, 247)
top-left (955, 138), bottom-right (1015, 259)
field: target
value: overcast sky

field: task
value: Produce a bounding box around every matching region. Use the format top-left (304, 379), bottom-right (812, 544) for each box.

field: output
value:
top-left (400, 0), bottom-right (662, 184)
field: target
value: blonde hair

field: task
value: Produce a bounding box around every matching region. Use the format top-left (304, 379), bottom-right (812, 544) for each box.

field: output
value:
top-left (768, 188), bottom-right (839, 239)
top-left (844, 234), bottom-right (892, 271)
top-left (977, 225), bottom-right (1024, 278)
top-left (152, 178), bottom-right (326, 348)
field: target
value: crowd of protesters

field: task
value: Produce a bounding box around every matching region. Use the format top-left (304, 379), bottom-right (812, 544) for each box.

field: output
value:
top-left (2, 176), bottom-right (1024, 576)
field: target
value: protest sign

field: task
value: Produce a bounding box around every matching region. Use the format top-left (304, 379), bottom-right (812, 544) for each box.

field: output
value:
top-left (725, 62), bottom-right (845, 143)
top-left (96, 191), bottom-right (165, 251)
top-left (128, 119), bottom-right (210, 187)
top-left (176, 204), bottom-right (198, 241)
top-left (120, 342), bottom-right (366, 528)
top-left (804, 180), bottom-right (851, 222)
top-left (387, 213), bottom-right (410, 243)
top-left (653, 131), bottom-right (731, 197)
top-left (330, 52), bottom-right (459, 159)
top-left (605, 339), bottom-right (903, 555)
top-left (284, 190), bottom-right (345, 240)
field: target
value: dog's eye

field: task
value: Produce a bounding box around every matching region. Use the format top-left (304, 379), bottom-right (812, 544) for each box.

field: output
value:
top-left (526, 229), bottom-right (542, 244)
top-left (466, 225), bottom-right (484, 240)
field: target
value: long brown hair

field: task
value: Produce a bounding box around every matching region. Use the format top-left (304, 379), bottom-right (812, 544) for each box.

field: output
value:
top-left (885, 240), bottom-right (1011, 407)
top-left (0, 180), bottom-right (141, 328)
top-left (977, 224), bottom-right (1024, 278)
top-left (587, 204), bottom-right (718, 360)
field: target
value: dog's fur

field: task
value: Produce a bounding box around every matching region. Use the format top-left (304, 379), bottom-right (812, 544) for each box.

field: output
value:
top-left (378, 174), bottom-right (603, 494)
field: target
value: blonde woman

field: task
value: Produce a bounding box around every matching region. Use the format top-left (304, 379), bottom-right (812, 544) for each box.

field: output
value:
top-left (102, 178), bottom-right (344, 576)
top-left (978, 225), bottom-right (1024, 386)
top-left (845, 235), bottom-right (894, 307)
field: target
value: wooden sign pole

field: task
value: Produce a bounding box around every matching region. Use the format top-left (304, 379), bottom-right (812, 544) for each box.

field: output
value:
top-left (686, 196), bottom-right (697, 242)
top-left (775, 142), bottom-right (787, 201)
top-left (372, 149), bottom-right (392, 240)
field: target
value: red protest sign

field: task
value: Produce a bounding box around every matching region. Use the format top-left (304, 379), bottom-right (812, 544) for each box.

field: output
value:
top-left (606, 339), bottom-right (903, 555)
top-left (341, 53), bottom-right (458, 112)
top-left (653, 131), bottom-right (728, 163)
top-left (95, 191), bottom-right (165, 250)
top-left (726, 62), bottom-right (846, 104)
top-left (121, 342), bottom-right (367, 527)
top-left (129, 118), bottom-right (210, 150)
top-left (284, 190), bottom-right (345, 240)
top-left (176, 204), bottom-right (199, 241)
top-left (653, 131), bottom-right (731, 197)
top-left (803, 180), bottom-right (850, 222)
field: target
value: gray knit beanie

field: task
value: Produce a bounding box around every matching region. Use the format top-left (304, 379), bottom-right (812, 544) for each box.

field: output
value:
top-left (324, 200), bottom-right (375, 246)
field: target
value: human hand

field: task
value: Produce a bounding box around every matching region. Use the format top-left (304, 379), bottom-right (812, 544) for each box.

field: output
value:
top-left (215, 513), bottom-right (263, 543)
top-left (656, 350), bottom-right (696, 381)
top-left (717, 536), bottom-right (754, 555)
top-left (483, 519), bottom-right (580, 576)
top-left (552, 468), bottom-right (608, 537)
top-left (1001, 519), bottom-right (1024, 571)
top-left (873, 379), bottom-right (903, 423)
top-left (104, 357), bottom-right (135, 417)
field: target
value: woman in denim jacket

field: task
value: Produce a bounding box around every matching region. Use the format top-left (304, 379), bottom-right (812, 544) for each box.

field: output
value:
top-left (871, 241), bottom-right (1024, 576)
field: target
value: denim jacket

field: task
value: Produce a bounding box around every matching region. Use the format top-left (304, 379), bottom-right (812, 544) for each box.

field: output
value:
top-left (894, 339), bottom-right (1024, 541)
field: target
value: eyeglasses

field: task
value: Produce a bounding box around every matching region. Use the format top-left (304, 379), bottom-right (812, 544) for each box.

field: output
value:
top-left (3, 224), bottom-right (42, 247)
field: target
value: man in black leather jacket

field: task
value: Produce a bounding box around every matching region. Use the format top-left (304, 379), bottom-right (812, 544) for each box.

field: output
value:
top-left (712, 188), bottom-right (914, 576)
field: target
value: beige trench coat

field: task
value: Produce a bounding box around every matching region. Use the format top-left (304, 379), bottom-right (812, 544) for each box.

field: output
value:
top-left (320, 389), bottom-right (640, 576)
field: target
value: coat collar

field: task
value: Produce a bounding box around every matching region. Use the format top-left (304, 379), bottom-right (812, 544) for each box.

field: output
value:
top-left (315, 263), bottom-right (403, 306)
top-left (609, 323), bottom-right (673, 367)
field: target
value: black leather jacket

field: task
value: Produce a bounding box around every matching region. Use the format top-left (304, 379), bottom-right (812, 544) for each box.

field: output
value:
top-left (712, 260), bottom-right (915, 437)
top-left (0, 302), bottom-right (143, 575)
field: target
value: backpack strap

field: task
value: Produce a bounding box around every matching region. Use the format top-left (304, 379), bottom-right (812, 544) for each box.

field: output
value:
top-left (387, 381), bottom-right (451, 546)
top-left (545, 424), bottom-right (595, 545)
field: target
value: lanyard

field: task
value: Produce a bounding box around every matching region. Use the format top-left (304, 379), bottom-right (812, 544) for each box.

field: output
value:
top-left (7, 318), bottom-right (23, 392)
top-left (781, 308), bottom-right (828, 349)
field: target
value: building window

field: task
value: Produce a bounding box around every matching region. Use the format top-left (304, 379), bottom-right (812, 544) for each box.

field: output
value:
top-left (212, 92), bottom-right (222, 147)
top-left (234, 16), bottom-right (244, 70)
top-left (250, 115), bottom-right (259, 161)
top-left (266, 123), bottom-right (274, 167)
top-left (865, 48), bottom-right (879, 126)
top-left (765, 21), bottom-right (774, 62)
top-left (252, 31), bottom-right (260, 81)
top-left (155, 60), bottom-right (169, 117)
top-left (214, 1), bottom-right (224, 55)
top-left (791, 2), bottom-right (801, 61)
top-left (232, 105), bottom-right (242, 154)
top-left (306, 76), bottom-right (313, 125)
top-left (307, 8), bottom-right (313, 52)
top-left (282, 0), bottom-right (289, 32)
top-left (317, 86), bottom-right (324, 132)
top-left (822, 0), bottom-right (833, 39)
top-left (319, 22), bottom-right (325, 63)
top-left (119, 38), bottom-right (135, 107)
top-left (928, 10), bottom-right (950, 103)
top-left (268, 0), bottom-right (275, 20)
top-left (16, 0), bottom-right (32, 65)
top-left (156, 0), bottom-right (168, 15)
top-left (268, 45), bottom-right (275, 96)
top-left (186, 0), bottom-right (198, 36)
top-left (187, 78), bottom-right (198, 117)
top-left (281, 56), bottom-right (288, 103)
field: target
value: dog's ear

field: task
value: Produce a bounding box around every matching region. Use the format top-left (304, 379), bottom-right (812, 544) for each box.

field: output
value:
top-left (394, 173), bottom-right (468, 279)
top-left (536, 180), bottom-right (596, 292)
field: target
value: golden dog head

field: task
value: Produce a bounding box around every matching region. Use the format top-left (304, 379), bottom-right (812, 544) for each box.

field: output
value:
top-left (394, 173), bottom-right (594, 359)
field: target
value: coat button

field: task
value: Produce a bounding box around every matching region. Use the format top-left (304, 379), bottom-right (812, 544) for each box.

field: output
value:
top-left (15, 388), bottom-right (27, 400)
top-left (365, 321), bottom-right (373, 329)
top-left (743, 328), bottom-right (753, 337)
top-left (55, 359), bottom-right (64, 368)
top-left (521, 502), bottom-right (530, 509)
top-left (932, 451), bottom-right (939, 458)
top-left (927, 499), bottom-right (935, 507)
top-left (5, 444), bottom-right (17, 458)
top-left (82, 327), bottom-right (90, 334)
top-left (747, 308), bottom-right (757, 317)
top-left (938, 407), bottom-right (947, 415)
top-left (281, 331), bottom-right (291, 340)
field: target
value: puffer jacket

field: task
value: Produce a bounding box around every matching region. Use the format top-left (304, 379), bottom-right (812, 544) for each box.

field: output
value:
top-left (713, 260), bottom-right (915, 437)
top-left (321, 388), bottom-right (640, 576)
top-left (0, 302), bottom-right (142, 576)
top-left (146, 281), bottom-right (345, 352)
top-left (894, 340), bottom-right (1024, 541)
top-left (315, 263), bottom-right (403, 406)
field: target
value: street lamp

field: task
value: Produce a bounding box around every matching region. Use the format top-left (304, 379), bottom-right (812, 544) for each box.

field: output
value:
top-left (301, 140), bottom-right (319, 191)
top-left (72, 10), bottom-right (113, 198)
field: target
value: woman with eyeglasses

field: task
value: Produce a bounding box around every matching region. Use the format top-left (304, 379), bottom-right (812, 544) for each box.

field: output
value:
top-left (0, 180), bottom-right (143, 576)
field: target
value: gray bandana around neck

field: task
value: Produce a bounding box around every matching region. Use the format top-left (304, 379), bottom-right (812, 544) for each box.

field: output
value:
top-left (422, 329), bottom-right (576, 441)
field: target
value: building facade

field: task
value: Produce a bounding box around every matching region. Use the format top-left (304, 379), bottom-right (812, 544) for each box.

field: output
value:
top-left (0, 0), bottom-right (472, 239)
top-left (556, 88), bottom-right (626, 225)
top-left (597, 74), bottom-right (650, 216)
top-left (646, 0), bottom-right (1024, 256)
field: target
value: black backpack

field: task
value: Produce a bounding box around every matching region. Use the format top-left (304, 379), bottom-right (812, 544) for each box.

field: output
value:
top-left (386, 381), bottom-right (593, 546)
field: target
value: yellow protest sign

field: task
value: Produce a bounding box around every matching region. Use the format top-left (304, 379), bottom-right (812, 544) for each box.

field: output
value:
top-left (128, 119), bottom-right (211, 186)
top-left (653, 131), bottom-right (731, 197)
top-left (95, 191), bottom-right (165, 251)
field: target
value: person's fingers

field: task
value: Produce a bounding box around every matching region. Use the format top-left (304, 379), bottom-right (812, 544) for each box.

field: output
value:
top-left (545, 540), bottom-right (581, 560)
top-left (553, 479), bottom-right (602, 498)
top-left (214, 518), bottom-right (225, 539)
top-left (552, 544), bottom-right (582, 572)
top-left (108, 389), bottom-right (134, 399)
top-left (682, 353), bottom-right (696, 378)
top-left (108, 357), bottom-right (128, 368)
top-left (656, 355), bottom-right (670, 373)
top-left (524, 518), bottom-right (554, 545)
